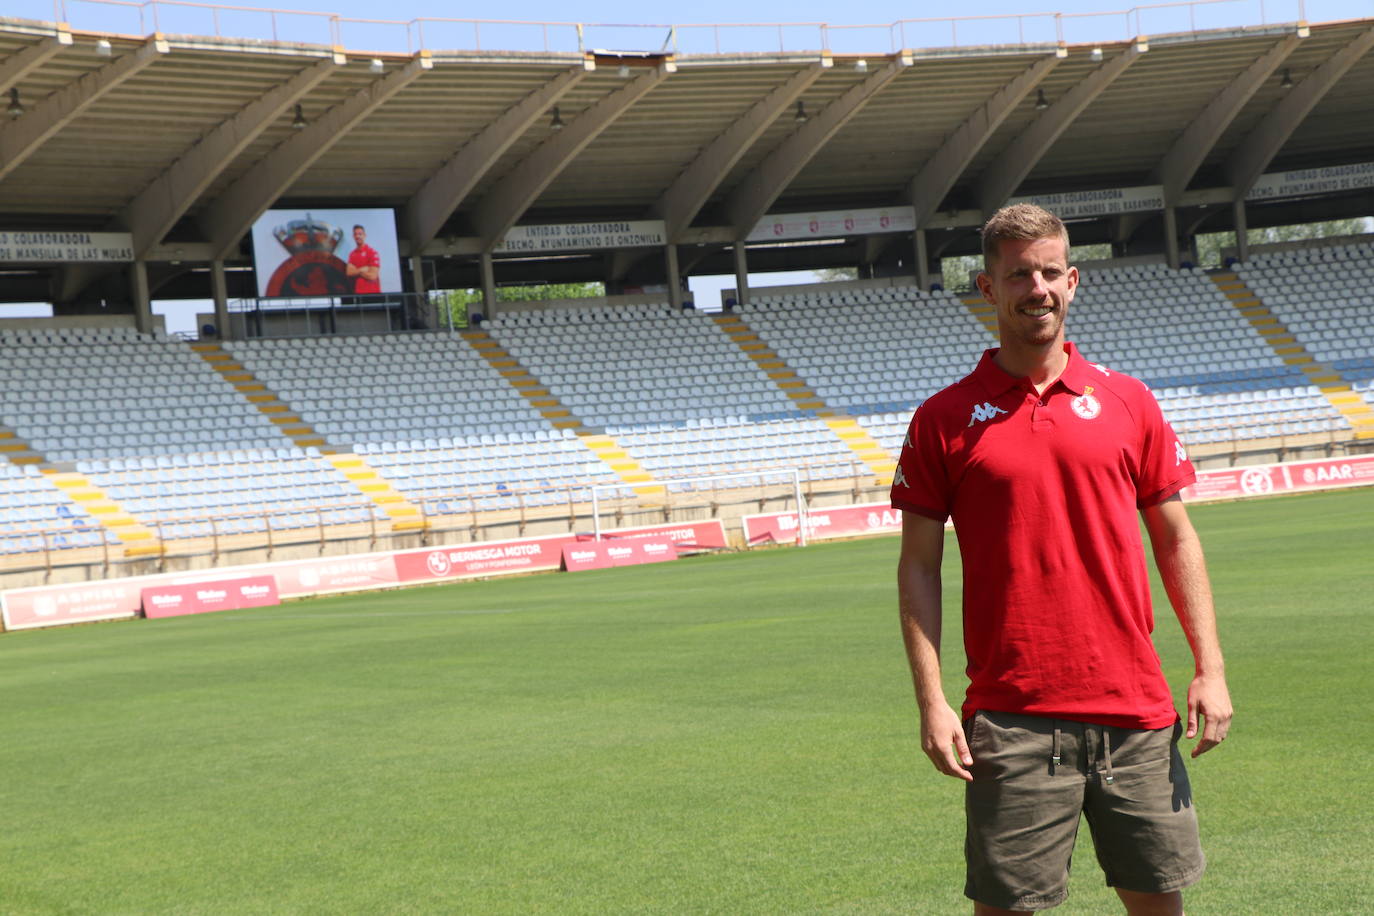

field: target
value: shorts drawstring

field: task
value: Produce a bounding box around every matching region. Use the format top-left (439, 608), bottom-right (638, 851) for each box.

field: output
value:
top-left (1102, 730), bottom-right (1115, 786)
top-left (1051, 726), bottom-right (1062, 774)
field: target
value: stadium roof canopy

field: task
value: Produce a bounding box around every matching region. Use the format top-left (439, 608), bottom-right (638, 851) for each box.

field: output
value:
top-left (1, 4), bottom-right (1372, 307)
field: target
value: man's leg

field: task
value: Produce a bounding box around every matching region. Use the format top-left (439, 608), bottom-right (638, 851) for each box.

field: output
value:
top-left (965, 713), bottom-right (1086, 911)
top-left (1116, 888), bottom-right (1183, 915)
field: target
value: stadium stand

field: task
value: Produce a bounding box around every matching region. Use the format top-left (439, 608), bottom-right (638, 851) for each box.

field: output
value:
top-left (740, 285), bottom-right (985, 457)
top-left (0, 459), bottom-right (111, 555)
top-left (1069, 263), bottom-right (1351, 445)
top-left (0, 325), bottom-right (283, 461)
top-left (484, 304), bottom-right (865, 488)
top-left (2, 243), bottom-right (1372, 567)
top-left (226, 331), bottom-right (627, 513)
top-left (1237, 243), bottom-right (1374, 421)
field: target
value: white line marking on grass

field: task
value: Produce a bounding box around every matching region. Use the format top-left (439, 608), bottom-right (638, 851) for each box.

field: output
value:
top-left (212, 608), bottom-right (523, 622)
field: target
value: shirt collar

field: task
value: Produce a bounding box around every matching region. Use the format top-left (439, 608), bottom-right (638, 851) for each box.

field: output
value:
top-left (972, 341), bottom-right (1092, 398)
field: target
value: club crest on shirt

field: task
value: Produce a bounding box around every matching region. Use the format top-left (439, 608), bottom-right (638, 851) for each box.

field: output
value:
top-left (1071, 386), bottom-right (1102, 420)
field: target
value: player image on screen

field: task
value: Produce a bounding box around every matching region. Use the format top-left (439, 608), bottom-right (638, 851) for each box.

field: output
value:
top-left (346, 224), bottom-right (382, 294)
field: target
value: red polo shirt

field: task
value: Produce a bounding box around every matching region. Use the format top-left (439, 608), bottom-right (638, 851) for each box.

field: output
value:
top-left (349, 243), bottom-right (381, 294)
top-left (891, 343), bottom-right (1195, 729)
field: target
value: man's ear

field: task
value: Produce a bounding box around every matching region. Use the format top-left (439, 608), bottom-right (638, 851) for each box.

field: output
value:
top-left (975, 271), bottom-right (994, 304)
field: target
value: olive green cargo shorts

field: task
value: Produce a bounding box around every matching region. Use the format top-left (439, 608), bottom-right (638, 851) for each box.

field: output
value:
top-left (962, 710), bottom-right (1205, 911)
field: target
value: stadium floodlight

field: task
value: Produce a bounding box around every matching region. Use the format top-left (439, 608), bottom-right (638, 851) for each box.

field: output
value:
top-left (618, 63), bottom-right (630, 78)
top-left (1280, 68), bottom-right (1294, 90)
top-left (291, 104), bottom-right (307, 129)
top-left (96, 39), bottom-right (112, 56)
top-left (369, 58), bottom-right (384, 73)
top-left (550, 106), bottom-right (565, 130)
top-left (854, 58), bottom-right (868, 72)
top-left (794, 100), bottom-right (808, 123)
top-left (1090, 47), bottom-right (1103, 61)
top-left (6, 88), bottom-right (22, 119)
top-left (1034, 89), bottom-right (1049, 110)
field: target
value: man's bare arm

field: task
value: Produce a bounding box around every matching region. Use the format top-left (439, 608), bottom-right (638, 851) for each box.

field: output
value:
top-left (1142, 494), bottom-right (1233, 757)
top-left (897, 510), bottom-right (972, 781)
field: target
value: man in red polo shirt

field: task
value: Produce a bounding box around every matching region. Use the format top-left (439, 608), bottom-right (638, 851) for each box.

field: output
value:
top-left (893, 203), bottom-right (1232, 914)
top-left (346, 224), bottom-right (382, 294)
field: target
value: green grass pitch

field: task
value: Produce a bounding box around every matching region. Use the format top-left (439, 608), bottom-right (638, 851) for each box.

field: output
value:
top-left (2, 487), bottom-right (1372, 914)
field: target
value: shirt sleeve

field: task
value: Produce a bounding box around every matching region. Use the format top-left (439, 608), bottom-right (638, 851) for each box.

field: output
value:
top-left (890, 402), bottom-right (952, 521)
top-left (366, 247), bottom-right (380, 268)
top-left (1134, 386), bottom-right (1196, 508)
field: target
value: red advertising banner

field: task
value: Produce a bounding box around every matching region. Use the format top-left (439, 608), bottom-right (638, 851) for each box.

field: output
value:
top-left (1, 579), bottom-right (146, 631)
top-left (562, 542), bottom-right (613, 572)
top-left (610, 519), bottom-right (728, 552)
top-left (270, 554), bottom-right (399, 597)
top-left (141, 575), bottom-right (280, 619)
top-left (561, 537), bottom-right (678, 572)
top-left (393, 535), bottom-right (580, 583)
top-left (741, 502), bottom-right (904, 546)
top-left (1181, 454), bottom-right (1374, 502)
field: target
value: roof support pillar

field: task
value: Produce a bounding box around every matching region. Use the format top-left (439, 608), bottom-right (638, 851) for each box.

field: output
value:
top-left (1232, 199), bottom-right (1249, 263)
top-left (732, 244), bottom-right (749, 307)
top-left (479, 252), bottom-right (496, 319)
top-left (131, 260), bottom-right (152, 335)
top-left (211, 259), bottom-right (230, 340)
top-left (665, 243), bottom-right (683, 308)
top-left (1163, 206), bottom-right (1180, 270)
top-left (914, 228), bottom-right (930, 291)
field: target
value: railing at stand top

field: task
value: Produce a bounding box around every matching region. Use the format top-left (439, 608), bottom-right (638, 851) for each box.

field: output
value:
top-left (34, 0), bottom-right (1318, 57)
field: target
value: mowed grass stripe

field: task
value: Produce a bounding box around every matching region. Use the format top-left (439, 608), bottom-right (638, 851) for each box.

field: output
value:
top-left (1, 488), bottom-right (1372, 914)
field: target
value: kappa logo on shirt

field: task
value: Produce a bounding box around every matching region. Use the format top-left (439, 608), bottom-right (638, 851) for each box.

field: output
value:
top-left (967, 402), bottom-right (1008, 427)
top-left (1175, 440), bottom-right (1188, 466)
top-left (1090, 362), bottom-right (1112, 376)
top-left (892, 465), bottom-right (910, 489)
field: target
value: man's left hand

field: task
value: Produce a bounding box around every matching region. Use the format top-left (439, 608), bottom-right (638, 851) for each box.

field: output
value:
top-left (1186, 673), bottom-right (1232, 757)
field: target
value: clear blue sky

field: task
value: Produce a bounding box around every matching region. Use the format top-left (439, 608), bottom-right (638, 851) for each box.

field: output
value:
top-left (20, 0), bottom-right (1365, 53)
top-left (7, 0), bottom-right (1368, 327)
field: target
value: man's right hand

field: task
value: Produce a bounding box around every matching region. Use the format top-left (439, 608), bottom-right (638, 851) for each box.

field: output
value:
top-left (921, 703), bottom-right (974, 781)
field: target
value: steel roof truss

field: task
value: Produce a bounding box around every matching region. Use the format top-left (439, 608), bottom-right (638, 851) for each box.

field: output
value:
top-left (472, 65), bottom-right (669, 252)
top-left (975, 45), bottom-right (1142, 216)
top-left (725, 58), bottom-right (907, 239)
top-left (651, 64), bottom-right (824, 242)
top-left (200, 53), bottom-right (432, 260)
top-left (908, 54), bottom-right (1060, 225)
top-left (405, 65), bottom-right (590, 253)
top-left (1224, 26), bottom-right (1374, 198)
top-left (0, 35), bottom-right (167, 184)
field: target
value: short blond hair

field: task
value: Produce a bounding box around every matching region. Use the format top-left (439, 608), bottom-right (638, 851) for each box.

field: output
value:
top-left (981, 203), bottom-right (1070, 268)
